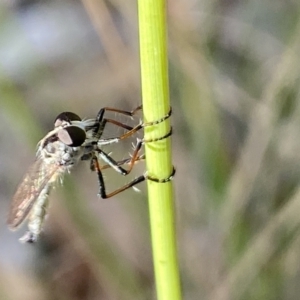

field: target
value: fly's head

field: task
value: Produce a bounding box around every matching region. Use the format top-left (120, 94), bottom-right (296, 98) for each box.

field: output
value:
top-left (37, 112), bottom-right (90, 167)
top-left (55, 111), bottom-right (100, 145)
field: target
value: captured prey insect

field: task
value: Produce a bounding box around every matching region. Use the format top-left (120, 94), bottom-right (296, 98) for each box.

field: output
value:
top-left (7, 106), bottom-right (174, 243)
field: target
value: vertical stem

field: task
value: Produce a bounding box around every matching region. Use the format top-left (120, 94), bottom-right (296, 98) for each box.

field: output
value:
top-left (138, 1), bottom-right (182, 300)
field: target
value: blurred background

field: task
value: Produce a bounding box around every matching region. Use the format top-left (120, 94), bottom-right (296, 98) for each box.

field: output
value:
top-left (1, 0), bottom-right (300, 299)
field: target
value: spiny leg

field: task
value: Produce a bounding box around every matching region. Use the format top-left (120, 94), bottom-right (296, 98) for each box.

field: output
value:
top-left (101, 105), bottom-right (169, 131)
top-left (115, 107), bottom-right (172, 141)
top-left (92, 154), bottom-right (174, 199)
top-left (96, 128), bottom-right (173, 177)
top-left (91, 129), bottom-right (175, 198)
top-left (96, 105), bottom-right (143, 123)
top-left (99, 127), bottom-right (175, 182)
top-left (96, 148), bottom-right (128, 175)
top-left (100, 154), bottom-right (145, 171)
top-left (100, 154), bottom-right (175, 183)
top-left (91, 105), bottom-right (143, 136)
top-left (91, 155), bottom-right (146, 198)
top-left (92, 107), bottom-right (174, 196)
top-left (97, 122), bottom-right (174, 178)
top-left (87, 108), bottom-right (173, 179)
top-left (97, 107), bottom-right (172, 146)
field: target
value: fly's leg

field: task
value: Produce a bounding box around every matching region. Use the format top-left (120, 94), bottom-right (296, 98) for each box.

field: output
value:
top-left (100, 154), bottom-right (145, 170)
top-left (91, 105), bottom-right (143, 137)
top-left (91, 127), bottom-right (174, 198)
top-left (91, 107), bottom-right (174, 197)
top-left (99, 108), bottom-right (174, 182)
top-left (97, 107), bottom-right (172, 146)
top-left (97, 128), bottom-right (173, 176)
top-left (132, 127), bottom-right (176, 183)
top-left (145, 167), bottom-right (176, 183)
top-left (91, 155), bottom-right (146, 198)
top-left (95, 105), bottom-right (142, 125)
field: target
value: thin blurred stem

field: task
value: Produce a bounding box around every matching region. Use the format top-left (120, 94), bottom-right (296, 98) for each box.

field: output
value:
top-left (138, 1), bottom-right (181, 300)
top-left (210, 185), bottom-right (300, 300)
top-left (81, 0), bottom-right (135, 99)
top-left (222, 19), bottom-right (300, 233)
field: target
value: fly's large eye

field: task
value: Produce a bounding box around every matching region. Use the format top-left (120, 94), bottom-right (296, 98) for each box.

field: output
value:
top-left (57, 126), bottom-right (86, 147)
top-left (54, 112), bottom-right (81, 127)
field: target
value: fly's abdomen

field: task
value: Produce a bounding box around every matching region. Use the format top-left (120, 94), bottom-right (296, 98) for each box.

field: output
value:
top-left (19, 184), bottom-right (51, 243)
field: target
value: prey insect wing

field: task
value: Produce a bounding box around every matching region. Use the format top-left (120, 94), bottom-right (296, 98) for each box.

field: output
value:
top-left (7, 158), bottom-right (61, 230)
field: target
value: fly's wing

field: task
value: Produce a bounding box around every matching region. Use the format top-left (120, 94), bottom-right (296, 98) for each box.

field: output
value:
top-left (7, 158), bottom-right (61, 230)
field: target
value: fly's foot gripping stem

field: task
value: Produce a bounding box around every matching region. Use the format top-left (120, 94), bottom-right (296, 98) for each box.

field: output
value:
top-left (142, 107), bottom-right (172, 128)
top-left (145, 166), bottom-right (176, 183)
top-left (142, 108), bottom-right (175, 183)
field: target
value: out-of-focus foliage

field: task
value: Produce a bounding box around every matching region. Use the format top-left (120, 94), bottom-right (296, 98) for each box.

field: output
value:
top-left (1, 0), bottom-right (300, 299)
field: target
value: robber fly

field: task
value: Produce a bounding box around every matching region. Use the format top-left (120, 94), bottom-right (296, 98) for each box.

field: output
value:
top-left (7, 106), bottom-right (174, 243)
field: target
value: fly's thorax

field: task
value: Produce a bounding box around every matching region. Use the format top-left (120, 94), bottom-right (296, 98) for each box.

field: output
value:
top-left (81, 119), bottom-right (102, 141)
top-left (72, 118), bottom-right (95, 131)
top-left (39, 139), bottom-right (83, 167)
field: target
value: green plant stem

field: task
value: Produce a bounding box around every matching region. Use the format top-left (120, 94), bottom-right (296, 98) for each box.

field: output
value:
top-left (138, 1), bottom-right (182, 300)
